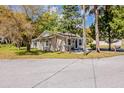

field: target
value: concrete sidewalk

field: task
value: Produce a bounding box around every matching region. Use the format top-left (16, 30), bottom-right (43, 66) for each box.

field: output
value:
top-left (0, 56), bottom-right (124, 88)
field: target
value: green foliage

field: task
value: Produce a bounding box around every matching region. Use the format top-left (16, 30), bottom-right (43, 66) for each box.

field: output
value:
top-left (99, 6), bottom-right (115, 41)
top-left (60, 5), bottom-right (82, 34)
top-left (36, 12), bottom-right (58, 33)
top-left (86, 28), bottom-right (94, 44)
top-left (89, 24), bottom-right (95, 40)
top-left (98, 6), bottom-right (124, 41)
top-left (109, 6), bottom-right (124, 39)
top-left (89, 43), bottom-right (96, 50)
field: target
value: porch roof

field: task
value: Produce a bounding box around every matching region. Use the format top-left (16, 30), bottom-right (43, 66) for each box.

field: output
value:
top-left (32, 31), bottom-right (81, 41)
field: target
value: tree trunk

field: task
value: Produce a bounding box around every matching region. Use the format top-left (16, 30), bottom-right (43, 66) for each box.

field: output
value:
top-left (17, 43), bottom-right (21, 50)
top-left (82, 5), bottom-right (87, 53)
top-left (108, 30), bottom-right (111, 51)
top-left (26, 42), bottom-right (31, 52)
top-left (55, 35), bottom-right (57, 51)
top-left (95, 6), bottom-right (100, 53)
top-left (106, 5), bottom-right (112, 51)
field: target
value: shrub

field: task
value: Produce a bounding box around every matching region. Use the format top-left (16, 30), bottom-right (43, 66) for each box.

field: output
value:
top-left (89, 43), bottom-right (96, 50)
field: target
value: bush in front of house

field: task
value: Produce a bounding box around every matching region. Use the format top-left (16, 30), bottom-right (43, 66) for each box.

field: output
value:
top-left (89, 43), bottom-right (96, 50)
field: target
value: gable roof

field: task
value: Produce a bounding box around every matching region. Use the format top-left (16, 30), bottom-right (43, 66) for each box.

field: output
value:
top-left (40, 31), bottom-right (53, 37)
top-left (32, 31), bottom-right (81, 41)
top-left (58, 32), bottom-right (80, 37)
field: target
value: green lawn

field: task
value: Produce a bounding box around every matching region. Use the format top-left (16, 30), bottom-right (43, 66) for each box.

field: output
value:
top-left (0, 44), bottom-right (124, 59)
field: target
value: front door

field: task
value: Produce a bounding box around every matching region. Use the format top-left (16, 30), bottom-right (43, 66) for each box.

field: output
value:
top-left (75, 39), bottom-right (78, 49)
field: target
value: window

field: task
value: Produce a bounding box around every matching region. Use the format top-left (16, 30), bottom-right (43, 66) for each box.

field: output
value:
top-left (34, 42), bottom-right (37, 47)
top-left (72, 40), bottom-right (75, 43)
top-left (68, 39), bottom-right (71, 45)
top-left (79, 39), bottom-right (82, 45)
top-left (46, 40), bottom-right (49, 46)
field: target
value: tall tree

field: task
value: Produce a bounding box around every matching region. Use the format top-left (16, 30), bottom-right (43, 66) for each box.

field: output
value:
top-left (61, 5), bottom-right (82, 52)
top-left (35, 7), bottom-right (59, 51)
top-left (2, 5), bottom-right (44, 51)
top-left (81, 5), bottom-right (90, 53)
top-left (19, 5), bottom-right (43, 51)
top-left (99, 5), bottom-right (113, 50)
top-left (106, 6), bottom-right (112, 50)
top-left (92, 5), bottom-right (124, 51)
top-left (90, 5), bottom-right (104, 52)
top-left (61, 5), bottom-right (82, 34)
top-left (36, 11), bottom-right (58, 33)
top-left (109, 6), bottom-right (124, 40)
top-left (94, 6), bottom-right (100, 52)
top-left (0, 6), bottom-right (23, 45)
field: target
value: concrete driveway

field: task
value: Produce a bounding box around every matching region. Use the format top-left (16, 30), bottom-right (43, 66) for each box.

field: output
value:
top-left (0, 56), bottom-right (124, 88)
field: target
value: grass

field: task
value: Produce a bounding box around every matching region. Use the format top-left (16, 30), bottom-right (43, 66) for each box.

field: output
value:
top-left (0, 44), bottom-right (124, 59)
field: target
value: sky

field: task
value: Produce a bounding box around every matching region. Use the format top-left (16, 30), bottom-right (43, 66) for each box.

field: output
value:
top-left (11, 5), bottom-right (95, 28)
top-left (54, 5), bottom-right (95, 27)
top-left (86, 15), bottom-right (95, 27)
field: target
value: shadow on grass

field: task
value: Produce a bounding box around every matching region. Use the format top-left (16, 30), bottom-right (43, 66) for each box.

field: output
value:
top-left (16, 50), bottom-right (39, 55)
top-left (100, 48), bottom-right (124, 52)
top-left (83, 48), bottom-right (124, 56)
top-left (85, 50), bottom-right (93, 55)
top-left (16, 50), bottom-right (54, 55)
top-left (15, 47), bottom-right (124, 56)
top-left (57, 52), bottom-right (64, 54)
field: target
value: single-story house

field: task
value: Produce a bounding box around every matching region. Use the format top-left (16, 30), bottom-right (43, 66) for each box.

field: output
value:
top-left (0, 36), bottom-right (7, 44)
top-left (92, 40), bottom-right (122, 46)
top-left (31, 31), bottom-right (83, 52)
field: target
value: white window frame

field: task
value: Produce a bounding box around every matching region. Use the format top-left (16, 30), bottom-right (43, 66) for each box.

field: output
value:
top-left (68, 39), bottom-right (71, 45)
top-left (79, 39), bottom-right (82, 46)
top-left (46, 40), bottom-right (49, 47)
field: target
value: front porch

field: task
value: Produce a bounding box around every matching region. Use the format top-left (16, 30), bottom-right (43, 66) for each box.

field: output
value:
top-left (65, 38), bottom-right (83, 51)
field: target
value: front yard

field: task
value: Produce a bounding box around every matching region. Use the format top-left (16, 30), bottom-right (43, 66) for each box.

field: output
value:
top-left (0, 44), bottom-right (124, 59)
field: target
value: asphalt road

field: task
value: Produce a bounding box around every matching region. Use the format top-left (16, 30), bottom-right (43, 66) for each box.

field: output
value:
top-left (0, 56), bottom-right (124, 88)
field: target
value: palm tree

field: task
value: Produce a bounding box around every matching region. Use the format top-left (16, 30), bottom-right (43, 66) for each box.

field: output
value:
top-left (94, 5), bottom-right (100, 52)
top-left (81, 5), bottom-right (90, 53)
top-left (90, 5), bottom-right (104, 52)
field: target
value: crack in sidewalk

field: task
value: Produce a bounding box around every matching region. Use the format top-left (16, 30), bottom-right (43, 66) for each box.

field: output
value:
top-left (91, 59), bottom-right (97, 88)
top-left (32, 60), bottom-right (77, 88)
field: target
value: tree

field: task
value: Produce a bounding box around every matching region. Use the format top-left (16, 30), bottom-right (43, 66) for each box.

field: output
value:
top-left (8, 12), bottom-right (33, 49)
top-left (0, 6), bottom-right (11, 42)
top-left (99, 5), bottom-right (124, 51)
top-left (99, 5), bottom-right (113, 50)
top-left (89, 24), bottom-right (95, 40)
top-left (35, 6), bottom-right (60, 51)
top-left (0, 5), bottom-right (44, 51)
top-left (36, 11), bottom-right (58, 33)
top-left (86, 28), bottom-right (94, 44)
top-left (0, 6), bottom-right (23, 46)
top-left (90, 5), bottom-right (104, 52)
top-left (81, 5), bottom-right (90, 53)
top-left (61, 5), bottom-right (82, 34)
top-left (94, 6), bottom-right (100, 52)
top-left (18, 5), bottom-right (43, 51)
top-left (91, 5), bottom-right (124, 51)
top-left (109, 6), bottom-right (124, 40)
top-left (60, 5), bottom-right (82, 52)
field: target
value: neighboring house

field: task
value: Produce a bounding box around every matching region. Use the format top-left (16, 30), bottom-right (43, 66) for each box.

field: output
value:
top-left (31, 31), bottom-right (83, 52)
top-left (0, 36), bottom-right (7, 44)
top-left (92, 40), bottom-right (122, 46)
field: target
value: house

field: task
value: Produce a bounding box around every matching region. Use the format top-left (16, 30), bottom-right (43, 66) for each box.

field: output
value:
top-left (31, 31), bottom-right (83, 52)
top-left (92, 40), bottom-right (122, 46)
top-left (0, 36), bottom-right (7, 44)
